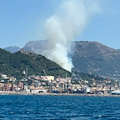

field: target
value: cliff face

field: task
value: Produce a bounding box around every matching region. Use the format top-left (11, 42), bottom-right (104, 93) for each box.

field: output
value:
top-left (22, 40), bottom-right (120, 78)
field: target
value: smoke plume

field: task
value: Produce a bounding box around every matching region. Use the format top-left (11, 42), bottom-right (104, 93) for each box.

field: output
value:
top-left (43, 0), bottom-right (100, 71)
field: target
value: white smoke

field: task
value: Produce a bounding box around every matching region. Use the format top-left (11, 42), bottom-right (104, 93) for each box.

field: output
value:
top-left (43, 0), bottom-right (100, 71)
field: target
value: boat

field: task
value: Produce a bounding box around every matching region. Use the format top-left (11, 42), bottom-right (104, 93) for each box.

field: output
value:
top-left (111, 90), bottom-right (120, 95)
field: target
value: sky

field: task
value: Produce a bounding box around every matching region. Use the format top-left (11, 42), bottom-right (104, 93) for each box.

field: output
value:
top-left (0, 0), bottom-right (120, 49)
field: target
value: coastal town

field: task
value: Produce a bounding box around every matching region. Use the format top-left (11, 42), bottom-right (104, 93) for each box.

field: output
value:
top-left (0, 72), bottom-right (120, 95)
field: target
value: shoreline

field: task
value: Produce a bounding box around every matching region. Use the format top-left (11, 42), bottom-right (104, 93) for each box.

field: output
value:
top-left (0, 91), bottom-right (120, 97)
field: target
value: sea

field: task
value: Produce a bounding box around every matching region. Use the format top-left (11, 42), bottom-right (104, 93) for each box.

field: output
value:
top-left (0, 95), bottom-right (120, 120)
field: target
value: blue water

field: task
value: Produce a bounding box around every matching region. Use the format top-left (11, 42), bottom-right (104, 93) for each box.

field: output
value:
top-left (0, 95), bottom-right (120, 120)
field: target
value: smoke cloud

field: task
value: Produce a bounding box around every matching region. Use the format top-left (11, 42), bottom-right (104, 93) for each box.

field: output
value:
top-left (43, 0), bottom-right (100, 71)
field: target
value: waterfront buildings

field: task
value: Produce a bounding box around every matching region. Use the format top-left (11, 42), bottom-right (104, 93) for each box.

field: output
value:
top-left (0, 73), bottom-right (119, 95)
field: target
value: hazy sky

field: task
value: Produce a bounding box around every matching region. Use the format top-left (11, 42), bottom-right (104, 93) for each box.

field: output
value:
top-left (0, 0), bottom-right (120, 49)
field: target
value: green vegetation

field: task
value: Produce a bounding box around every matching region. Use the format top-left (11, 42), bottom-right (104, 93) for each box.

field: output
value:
top-left (0, 48), bottom-right (71, 79)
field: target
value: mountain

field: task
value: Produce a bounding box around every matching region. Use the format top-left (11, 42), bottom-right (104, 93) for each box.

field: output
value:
top-left (23, 40), bottom-right (120, 78)
top-left (0, 48), bottom-right (71, 79)
top-left (23, 40), bottom-right (47, 55)
top-left (4, 46), bottom-right (21, 53)
top-left (72, 41), bottom-right (120, 78)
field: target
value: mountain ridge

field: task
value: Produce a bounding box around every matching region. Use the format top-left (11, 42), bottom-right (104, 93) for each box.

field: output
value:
top-left (22, 40), bottom-right (120, 78)
top-left (4, 46), bottom-right (21, 53)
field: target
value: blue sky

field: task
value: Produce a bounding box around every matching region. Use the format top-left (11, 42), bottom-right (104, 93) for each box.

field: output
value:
top-left (0, 0), bottom-right (120, 49)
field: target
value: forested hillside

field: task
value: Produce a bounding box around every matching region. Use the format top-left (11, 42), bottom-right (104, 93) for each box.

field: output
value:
top-left (0, 48), bottom-right (71, 78)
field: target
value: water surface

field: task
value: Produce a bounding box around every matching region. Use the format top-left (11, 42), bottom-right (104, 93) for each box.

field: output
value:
top-left (0, 95), bottom-right (120, 120)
